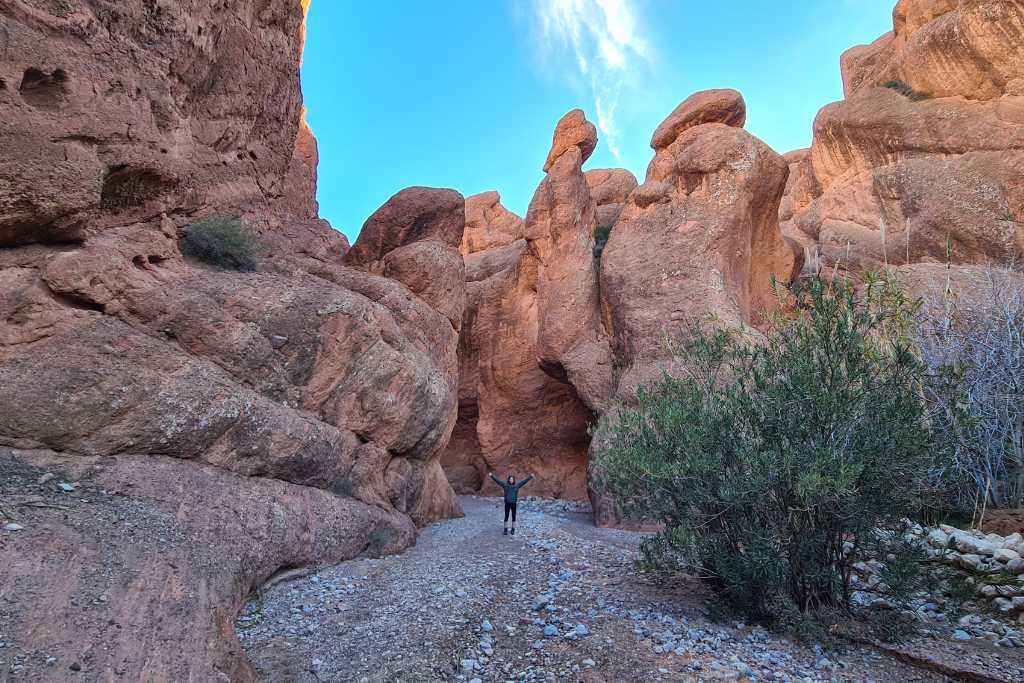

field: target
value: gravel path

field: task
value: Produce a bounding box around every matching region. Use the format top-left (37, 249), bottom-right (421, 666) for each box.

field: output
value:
top-left (238, 496), bottom-right (953, 682)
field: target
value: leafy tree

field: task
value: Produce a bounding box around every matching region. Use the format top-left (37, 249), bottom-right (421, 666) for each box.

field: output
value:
top-left (593, 277), bottom-right (954, 619)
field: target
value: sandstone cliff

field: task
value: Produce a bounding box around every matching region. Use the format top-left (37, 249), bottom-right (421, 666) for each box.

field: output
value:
top-left (0, 1), bottom-right (462, 680)
top-left (440, 98), bottom-right (797, 510)
top-left (781, 0), bottom-right (1024, 287)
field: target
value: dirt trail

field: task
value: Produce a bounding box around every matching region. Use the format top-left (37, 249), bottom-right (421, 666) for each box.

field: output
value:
top-left (237, 497), bottom-right (959, 682)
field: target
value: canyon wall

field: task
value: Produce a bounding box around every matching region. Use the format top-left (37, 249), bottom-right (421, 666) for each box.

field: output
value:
top-left (441, 97), bottom-right (797, 506)
top-left (440, 0), bottom-right (1023, 524)
top-left (781, 0), bottom-right (1024, 289)
top-left (3, 0), bottom-right (1022, 677)
top-left (0, 1), bottom-right (462, 680)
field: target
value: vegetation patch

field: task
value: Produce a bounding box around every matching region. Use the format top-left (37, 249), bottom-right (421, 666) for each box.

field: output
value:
top-left (593, 276), bottom-right (963, 634)
top-left (917, 266), bottom-right (1024, 511)
top-left (593, 224), bottom-right (613, 259)
top-left (882, 79), bottom-right (931, 101)
top-left (180, 216), bottom-right (262, 271)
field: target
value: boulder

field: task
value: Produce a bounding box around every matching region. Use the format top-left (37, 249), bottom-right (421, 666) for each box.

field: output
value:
top-left (344, 187), bottom-right (465, 266)
top-left (462, 191), bottom-right (525, 255)
top-left (784, 0), bottom-right (1024, 282)
top-left (591, 96), bottom-right (796, 526)
top-left (542, 108), bottom-right (598, 172)
top-left (605, 120), bottom-right (795, 394)
top-left (0, 448), bottom-right (415, 683)
top-left (841, 0), bottom-right (1024, 100)
top-left (996, 548), bottom-right (1022, 564)
top-left (649, 88), bottom-right (746, 151)
top-left (586, 168), bottom-right (639, 228)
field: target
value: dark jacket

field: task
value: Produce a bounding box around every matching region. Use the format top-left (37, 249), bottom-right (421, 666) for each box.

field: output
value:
top-left (490, 473), bottom-right (534, 504)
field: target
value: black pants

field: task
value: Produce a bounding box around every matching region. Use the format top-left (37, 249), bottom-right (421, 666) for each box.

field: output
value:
top-left (503, 501), bottom-right (517, 524)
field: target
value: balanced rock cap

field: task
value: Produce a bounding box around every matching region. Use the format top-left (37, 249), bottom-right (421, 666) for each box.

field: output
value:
top-left (650, 89), bottom-right (746, 151)
top-left (543, 109), bottom-right (598, 172)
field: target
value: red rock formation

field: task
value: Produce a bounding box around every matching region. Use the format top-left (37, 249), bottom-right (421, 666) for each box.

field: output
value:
top-left (441, 189), bottom-right (594, 500)
top-left (586, 168), bottom-right (639, 228)
top-left (590, 91), bottom-right (797, 525)
top-left (442, 192), bottom-right (526, 493)
top-left (474, 242), bottom-right (595, 500)
top-left (543, 108), bottom-right (598, 173)
top-left (841, 0), bottom-right (1023, 101)
top-left (783, 0), bottom-right (1024, 277)
top-left (1, 448), bottom-right (416, 683)
top-left (474, 110), bottom-right (614, 499)
top-left (445, 100), bottom-right (796, 512)
top-left (649, 88), bottom-right (747, 151)
top-left (344, 186), bottom-right (467, 330)
top-left (0, 1), bottom-right (463, 679)
top-left (462, 190), bottom-right (524, 254)
top-left (439, 110), bottom-right (630, 499)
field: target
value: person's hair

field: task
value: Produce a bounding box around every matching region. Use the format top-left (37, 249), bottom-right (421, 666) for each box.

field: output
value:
top-left (507, 475), bottom-right (515, 484)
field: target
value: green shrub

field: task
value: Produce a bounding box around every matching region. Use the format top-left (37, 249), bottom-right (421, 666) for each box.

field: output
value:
top-left (593, 277), bottom-right (954, 620)
top-left (593, 224), bottom-right (613, 259)
top-left (180, 216), bottom-right (261, 271)
top-left (882, 79), bottom-right (931, 101)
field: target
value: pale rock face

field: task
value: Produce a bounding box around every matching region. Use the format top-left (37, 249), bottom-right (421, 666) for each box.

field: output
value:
top-left (995, 548), bottom-right (1022, 564)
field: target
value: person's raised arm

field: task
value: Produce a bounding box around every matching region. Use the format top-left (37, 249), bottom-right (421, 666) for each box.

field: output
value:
top-left (516, 474), bottom-right (535, 489)
top-left (489, 472), bottom-right (506, 488)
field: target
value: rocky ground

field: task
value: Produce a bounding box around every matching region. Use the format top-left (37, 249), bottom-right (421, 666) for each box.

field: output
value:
top-left (236, 496), bottom-right (1024, 682)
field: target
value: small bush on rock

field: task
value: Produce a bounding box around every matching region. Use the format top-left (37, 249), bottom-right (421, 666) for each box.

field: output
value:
top-left (882, 79), bottom-right (931, 101)
top-left (180, 216), bottom-right (261, 271)
top-left (593, 277), bottom-right (954, 622)
top-left (593, 224), bottom-right (613, 259)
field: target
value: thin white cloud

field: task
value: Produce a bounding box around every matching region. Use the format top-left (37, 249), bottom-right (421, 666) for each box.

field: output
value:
top-left (527, 0), bottom-right (651, 161)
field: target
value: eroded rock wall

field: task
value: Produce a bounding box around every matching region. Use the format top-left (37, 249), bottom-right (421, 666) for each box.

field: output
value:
top-left (440, 112), bottom-right (630, 500)
top-left (781, 0), bottom-right (1024, 283)
top-left (0, 1), bottom-right (464, 679)
top-left (588, 91), bottom-right (797, 525)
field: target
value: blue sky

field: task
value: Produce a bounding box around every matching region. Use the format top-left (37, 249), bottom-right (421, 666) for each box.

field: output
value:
top-left (302, 1), bottom-right (895, 241)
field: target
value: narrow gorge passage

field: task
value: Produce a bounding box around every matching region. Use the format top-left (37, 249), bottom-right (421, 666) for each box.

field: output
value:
top-left (236, 497), bottom-right (968, 683)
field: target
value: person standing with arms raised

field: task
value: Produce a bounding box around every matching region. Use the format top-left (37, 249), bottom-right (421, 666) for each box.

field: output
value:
top-left (489, 472), bottom-right (534, 535)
